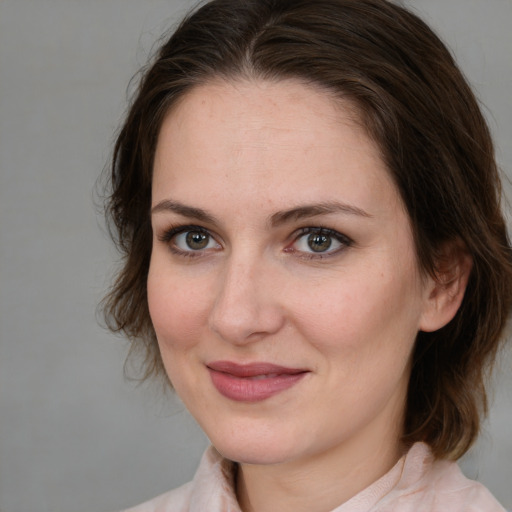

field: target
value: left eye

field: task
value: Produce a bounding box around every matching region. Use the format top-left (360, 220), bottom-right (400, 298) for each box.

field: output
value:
top-left (292, 229), bottom-right (350, 255)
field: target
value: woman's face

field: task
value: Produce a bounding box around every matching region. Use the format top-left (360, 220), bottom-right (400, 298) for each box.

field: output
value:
top-left (148, 79), bottom-right (434, 466)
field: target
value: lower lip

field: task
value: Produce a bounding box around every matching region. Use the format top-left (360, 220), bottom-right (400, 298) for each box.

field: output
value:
top-left (208, 369), bottom-right (307, 402)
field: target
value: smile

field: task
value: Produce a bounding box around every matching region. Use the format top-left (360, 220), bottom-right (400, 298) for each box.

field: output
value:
top-left (206, 361), bottom-right (309, 402)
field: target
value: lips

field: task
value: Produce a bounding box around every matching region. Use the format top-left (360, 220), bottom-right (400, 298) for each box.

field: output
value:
top-left (206, 361), bottom-right (309, 402)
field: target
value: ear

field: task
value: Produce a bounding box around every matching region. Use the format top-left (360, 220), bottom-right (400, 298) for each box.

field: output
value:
top-left (419, 240), bottom-right (473, 333)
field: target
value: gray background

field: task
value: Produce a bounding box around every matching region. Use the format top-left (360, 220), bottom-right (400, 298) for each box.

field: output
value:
top-left (0, 1), bottom-right (511, 511)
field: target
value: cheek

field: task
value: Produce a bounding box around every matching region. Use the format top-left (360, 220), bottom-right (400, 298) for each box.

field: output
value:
top-left (289, 263), bottom-right (422, 362)
top-left (147, 261), bottom-right (215, 395)
top-left (147, 260), bottom-right (211, 352)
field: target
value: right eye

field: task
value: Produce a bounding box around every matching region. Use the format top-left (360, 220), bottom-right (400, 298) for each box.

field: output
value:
top-left (175, 230), bottom-right (218, 251)
top-left (158, 225), bottom-right (221, 256)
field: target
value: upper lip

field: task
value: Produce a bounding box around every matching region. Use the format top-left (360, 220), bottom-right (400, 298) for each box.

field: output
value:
top-left (207, 361), bottom-right (309, 378)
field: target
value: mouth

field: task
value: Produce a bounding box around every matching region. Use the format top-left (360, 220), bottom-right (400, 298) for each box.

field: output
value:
top-left (206, 361), bottom-right (309, 402)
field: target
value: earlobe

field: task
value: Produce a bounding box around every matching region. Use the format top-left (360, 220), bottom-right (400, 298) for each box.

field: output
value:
top-left (419, 241), bottom-right (473, 333)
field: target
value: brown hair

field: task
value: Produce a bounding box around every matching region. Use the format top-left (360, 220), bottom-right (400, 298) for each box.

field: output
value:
top-left (103, 0), bottom-right (512, 460)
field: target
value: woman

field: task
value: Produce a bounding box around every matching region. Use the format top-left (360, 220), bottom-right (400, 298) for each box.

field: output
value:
top-left (103, 0), bottom-right (512, 510)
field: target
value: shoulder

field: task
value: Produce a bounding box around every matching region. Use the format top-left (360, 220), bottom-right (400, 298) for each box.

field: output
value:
top-left (423, 462), bottom-right (505, 512)
top-left (377, 443), bottom-right (506, 512)
top-left (123, 481), bottom-right (194, 512)
top-left (121, 446), bottom-right (239, 512)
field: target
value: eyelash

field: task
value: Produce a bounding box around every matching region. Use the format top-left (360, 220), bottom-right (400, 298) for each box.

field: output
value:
top-left (157, 224), bottom-right (218, 258)
top-left (287, 227), bottom-right (353, 259)
top-left (156, 224), bottom-right (352, 260)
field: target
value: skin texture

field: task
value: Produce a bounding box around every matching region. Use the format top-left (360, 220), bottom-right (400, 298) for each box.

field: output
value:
top-left (148, 79), bottom-right (468, 512)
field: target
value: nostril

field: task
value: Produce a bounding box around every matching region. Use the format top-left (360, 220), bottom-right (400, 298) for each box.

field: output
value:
top-left (208, 296), bottom-right (284, 344)
top-left (208, 260), bottom-right (285, 343)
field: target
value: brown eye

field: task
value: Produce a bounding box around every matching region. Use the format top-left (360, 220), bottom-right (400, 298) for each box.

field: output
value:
top-left (165, 228), bottom-right (221, 253)
top-left (291, 227), bottom-right (351, 257)
top-left (307, 233), bottom-right (332, 252)
top-left (185, 231), bottom-right (210, 250)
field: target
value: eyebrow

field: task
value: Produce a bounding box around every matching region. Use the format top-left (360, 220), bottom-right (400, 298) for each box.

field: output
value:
top-left (269, 202), bottom-right (372, 227)
top-left (151, 199), bottom-right (371, 226)
top-left (151, 199), bottom-right (218, 224)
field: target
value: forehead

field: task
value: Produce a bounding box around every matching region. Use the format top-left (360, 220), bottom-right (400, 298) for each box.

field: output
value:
top-left (152, 79), bottom-right (401, 216)
top-left (157, 78), bottom-right (363, 156)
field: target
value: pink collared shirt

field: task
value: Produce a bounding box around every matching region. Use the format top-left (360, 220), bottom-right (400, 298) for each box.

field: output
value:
top-left (124, 443), bottom-right (505, 512)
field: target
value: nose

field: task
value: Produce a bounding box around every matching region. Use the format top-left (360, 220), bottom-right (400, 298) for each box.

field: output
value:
top-left (208, 255), bottom-right (285, 345)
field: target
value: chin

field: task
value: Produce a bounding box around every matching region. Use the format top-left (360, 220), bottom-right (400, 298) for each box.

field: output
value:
top-left (215, 441), bottom-right (297, 466)
top-left (205, 419), bottom-right (301, 465)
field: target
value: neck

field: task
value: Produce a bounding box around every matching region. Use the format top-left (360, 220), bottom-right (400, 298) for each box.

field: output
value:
top-left (236, 421), bottom-right (404, 512)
